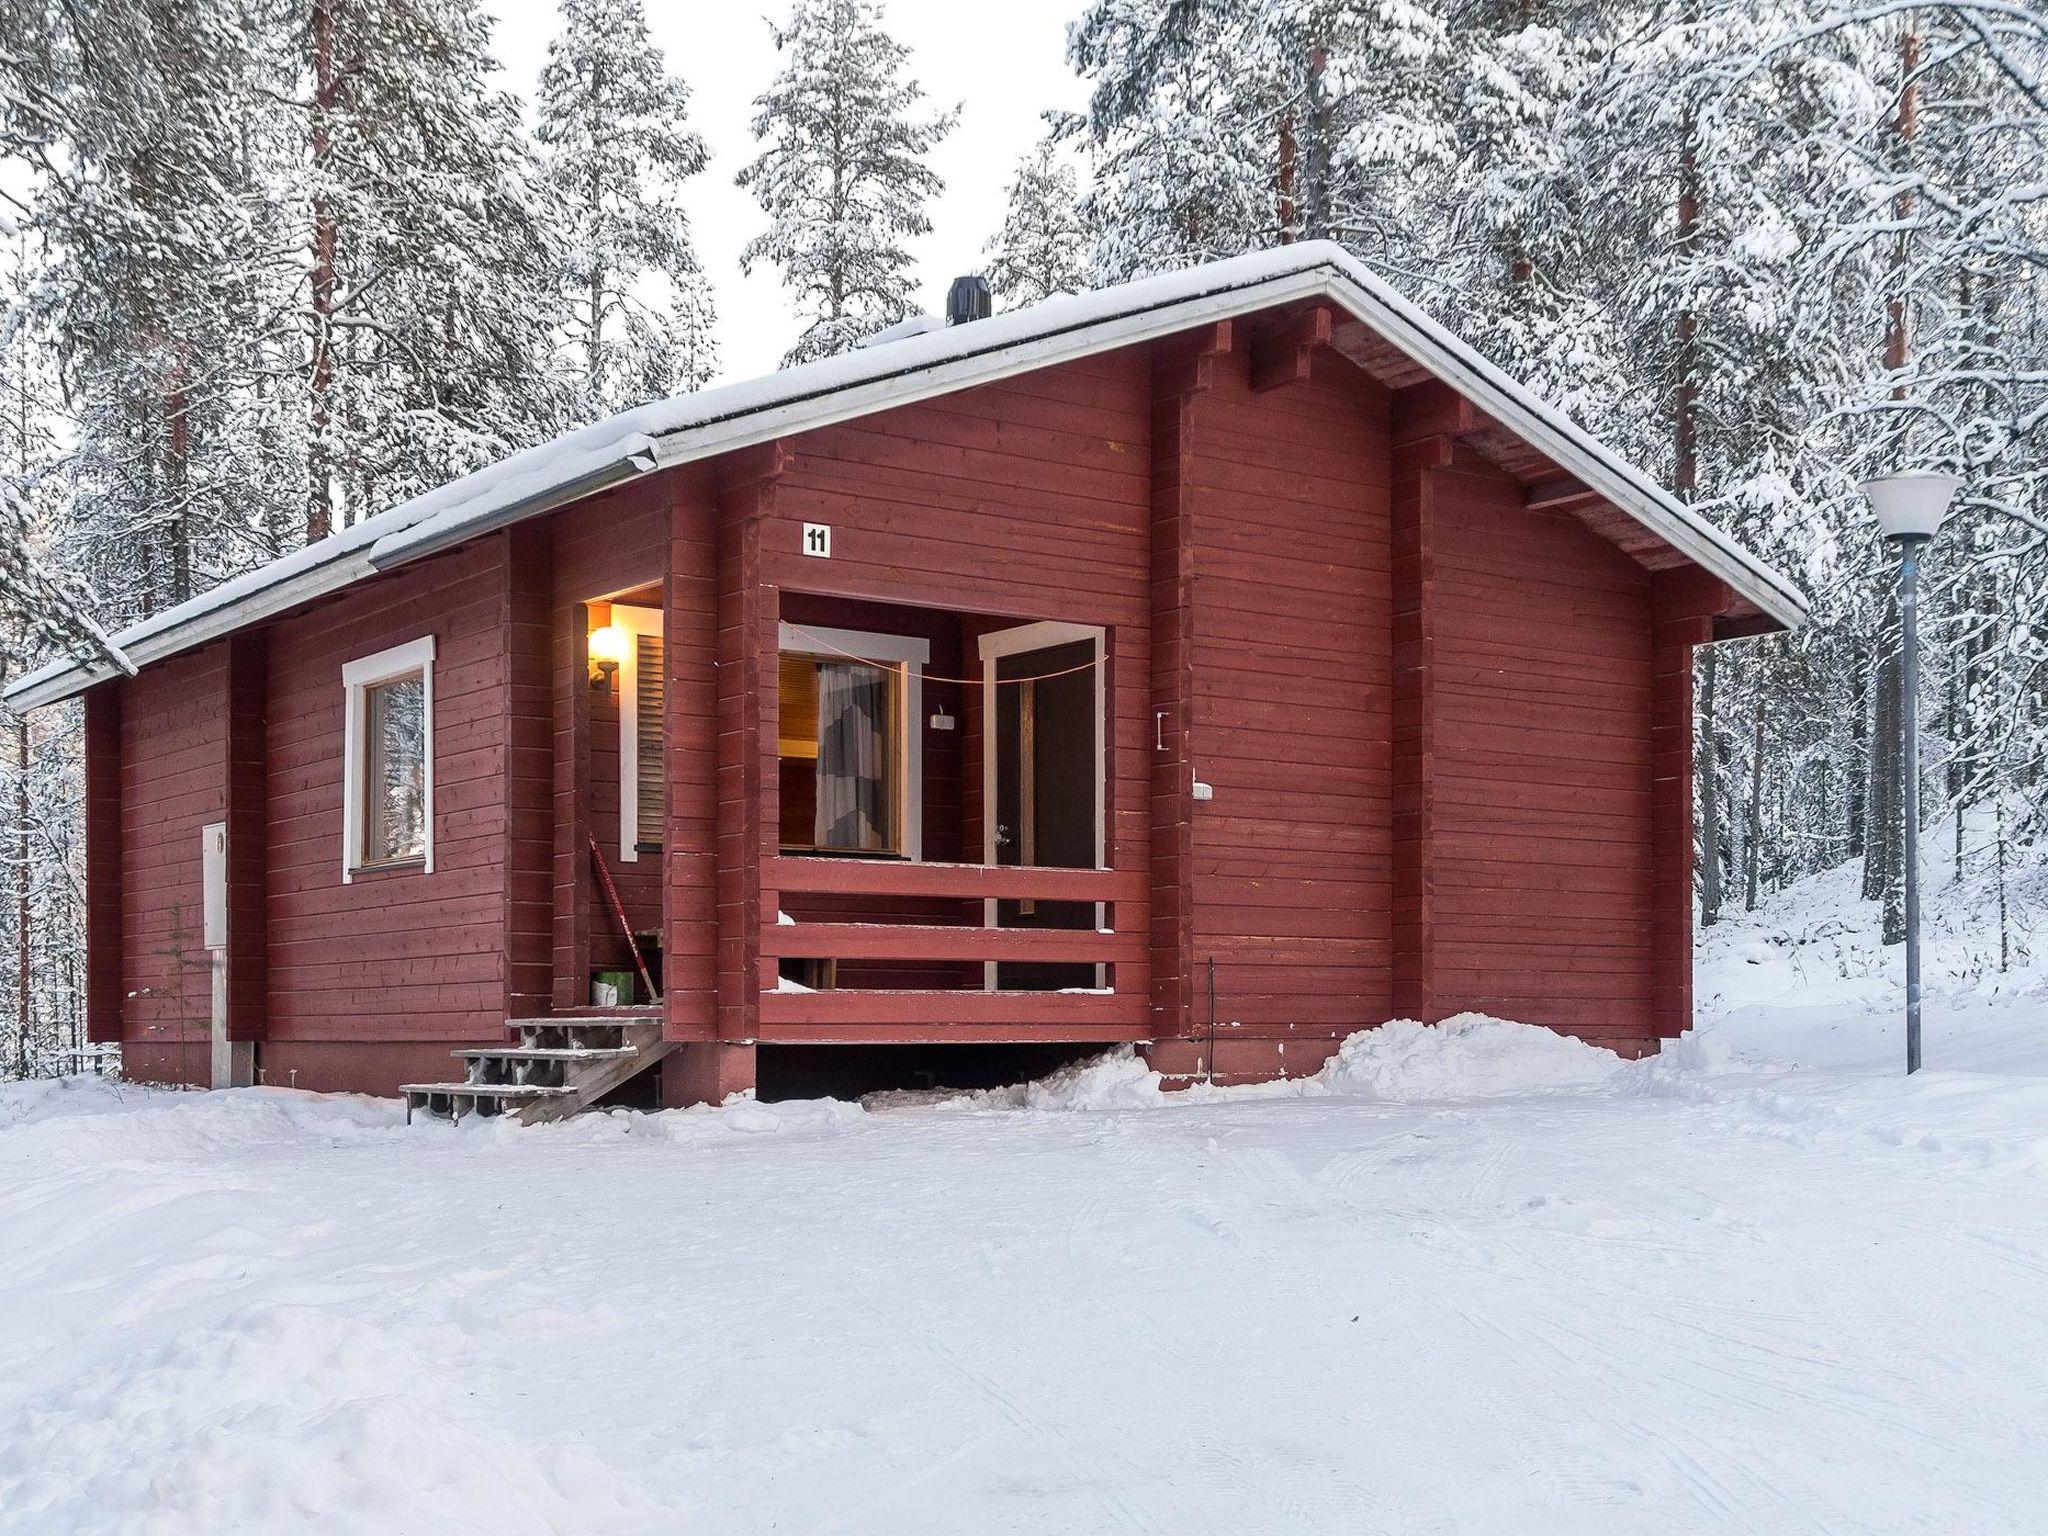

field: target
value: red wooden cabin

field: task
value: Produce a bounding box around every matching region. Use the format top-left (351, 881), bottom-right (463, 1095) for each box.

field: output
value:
top-left (6, 245), bottom-right (1806, 1113)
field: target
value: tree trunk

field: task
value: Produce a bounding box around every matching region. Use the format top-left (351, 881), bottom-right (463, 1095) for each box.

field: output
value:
top-left (1884, 26), bottom-right (1920, 397)
top-left (1698, 644), bottom-right (1723, 925)
top-left (1847, 659), bottom-right (1867, 858)
top-left (1867, 646), bottom-right (1906, 943)
top-left (165, 372), bottom-right (192, 605)
top-left (13, 715), bottom-right (27, 1078)
top-left (1276, 109), bottom-right (1296, 244)
top-left (1743, 698), bottom-right (1764, 911)
top-left (307, 0), bottom-right (338, 543)
top-left (1673, 106), bottom-right (1701, 500)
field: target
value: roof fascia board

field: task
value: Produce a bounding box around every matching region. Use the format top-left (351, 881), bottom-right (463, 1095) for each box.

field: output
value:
top-left (4, 454), bottom-right (652, 711)
top-left (4, 545), bottom-right (380, 711)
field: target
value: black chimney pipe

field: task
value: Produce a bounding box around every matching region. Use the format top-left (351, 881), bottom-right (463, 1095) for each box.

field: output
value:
top-left (946, 274), bottom-right (992, 325)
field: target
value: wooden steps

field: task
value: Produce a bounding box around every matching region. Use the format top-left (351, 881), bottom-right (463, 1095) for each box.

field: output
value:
top-left (403, 1014), bottom-right (671, 1124)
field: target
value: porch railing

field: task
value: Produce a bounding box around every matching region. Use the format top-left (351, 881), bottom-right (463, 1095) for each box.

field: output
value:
top-left (759, 855), bottom-right (1151, 1042)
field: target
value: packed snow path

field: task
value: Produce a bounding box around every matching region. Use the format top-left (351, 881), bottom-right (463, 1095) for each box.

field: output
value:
top-left (2, 1013), bottom-right (2046, 1534)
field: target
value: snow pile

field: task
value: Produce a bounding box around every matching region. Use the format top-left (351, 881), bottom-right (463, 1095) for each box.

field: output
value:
top-left (1315, 1013), bottom-right (1627, 1099)
top-left (0, 1078), bottom-right (398, 1162)
top-left (919, 1015), bottom-right (1628, 1115)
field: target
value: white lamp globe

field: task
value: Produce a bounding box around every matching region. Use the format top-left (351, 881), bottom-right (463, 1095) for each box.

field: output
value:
top-left (1861, 471), bottom-right (1961, 543)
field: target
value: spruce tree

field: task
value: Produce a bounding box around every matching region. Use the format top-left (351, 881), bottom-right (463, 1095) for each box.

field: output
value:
top-left (738, 0), bottom-right (955, 364)
top-left (984, 139), bottom-right (1088, 307)
top-left (537, 0), bottom-right (718, 417)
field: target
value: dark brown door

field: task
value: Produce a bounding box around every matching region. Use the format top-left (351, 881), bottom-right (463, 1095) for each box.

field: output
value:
top-left (992, 639), bottom-right (1098, 990)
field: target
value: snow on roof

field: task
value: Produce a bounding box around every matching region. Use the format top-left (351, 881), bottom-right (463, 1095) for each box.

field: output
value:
top-left (4, 242), bottom-right (1807, 711)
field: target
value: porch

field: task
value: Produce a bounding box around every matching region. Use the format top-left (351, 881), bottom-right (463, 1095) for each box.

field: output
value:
top-left (562, 571), bottom-right (1152, 1053)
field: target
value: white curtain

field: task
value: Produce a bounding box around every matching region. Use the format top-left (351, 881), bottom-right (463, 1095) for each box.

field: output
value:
top-left (816, 662), bottom-right (889, 851)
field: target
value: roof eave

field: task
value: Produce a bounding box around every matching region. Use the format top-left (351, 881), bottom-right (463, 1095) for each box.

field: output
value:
top-left (5, 245), bottom-right (1807, 711)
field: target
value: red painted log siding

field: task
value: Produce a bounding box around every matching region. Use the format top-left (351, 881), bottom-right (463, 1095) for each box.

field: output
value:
top-left (760, 350), bottom-right (1156, 1016)
top-left (260, 541), bottom-right (509, 1082)
top-left (543, 479), bottom-right (669, 1001)
top-left (115, 647), bottom-right (227, 1085)
top-left (1183, 349), bottom-right (1395, 1080)
top-left (1423, 448), bottom-right (1657, 1048)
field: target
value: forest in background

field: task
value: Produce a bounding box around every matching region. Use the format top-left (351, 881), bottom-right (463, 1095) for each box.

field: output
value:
top-left (0, 0), bottom-right (2041, 1072)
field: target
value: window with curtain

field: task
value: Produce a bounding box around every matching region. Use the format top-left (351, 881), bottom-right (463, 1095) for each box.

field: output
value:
top-left (778, 652), bottom-right (901, 854)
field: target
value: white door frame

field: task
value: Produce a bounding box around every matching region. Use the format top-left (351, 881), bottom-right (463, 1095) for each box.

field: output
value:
top-left (613, 603), bottom-right (663, 863)
top-left (976, 622), bottom-right (1107, 990)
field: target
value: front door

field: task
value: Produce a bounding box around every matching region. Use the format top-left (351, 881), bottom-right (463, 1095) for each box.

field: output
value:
top-left (200, 822), bottom-right (251, 1088)
top-left (980, 624), bottom-right (1104, 990)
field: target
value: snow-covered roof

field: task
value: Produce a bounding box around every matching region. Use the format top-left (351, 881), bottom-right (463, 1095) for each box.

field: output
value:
top-left (5, 242), bottom-right (1807, 711)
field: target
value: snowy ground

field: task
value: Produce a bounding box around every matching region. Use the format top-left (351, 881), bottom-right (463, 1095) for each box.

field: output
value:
top-left (4, 864), bottom-right (2047, 1533)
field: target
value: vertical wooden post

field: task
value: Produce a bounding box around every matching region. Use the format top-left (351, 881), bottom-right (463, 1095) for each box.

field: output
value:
top-left (1650, 569), bottom-right (1729, 1041)
top-left (1143, 325), bottom-right (1229, 1076)
top-left (714, 445), bottom-right (788, 1046)
top-left (82, 683), bottom-right (123, 1045)
top-left (550, 539), bottom-right (594, 1012)
top-left (664, 467), bottom-right (720, 1042)
top-left (222, 632), bottom-right (268, 1048)
top-left (1389, 434), bottom-right (1450, 1022)
top-left (502, 526), bottom-right (555, 1020)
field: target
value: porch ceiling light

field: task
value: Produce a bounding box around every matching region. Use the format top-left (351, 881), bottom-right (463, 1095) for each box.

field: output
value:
top-left (588, 623), bottom-right (629, 691)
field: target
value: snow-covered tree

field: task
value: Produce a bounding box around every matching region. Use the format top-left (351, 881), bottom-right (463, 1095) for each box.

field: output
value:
top-left (737, 0), bottom-right (955, 364)
top-left (298, 0), bottom-right (569, 536)
top-left (1, 0), bottom-right (296, 618)
top-left (1069, 0), bottom-right (1455, 281)
top-left (536, 0), bottom-right (718, 416)
top-left (984, 139), bottom-right (1089, 308)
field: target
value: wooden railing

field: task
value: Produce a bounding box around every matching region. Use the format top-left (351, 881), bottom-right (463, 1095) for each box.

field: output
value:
top-left (758, 856), bottom-right (1151, 1042)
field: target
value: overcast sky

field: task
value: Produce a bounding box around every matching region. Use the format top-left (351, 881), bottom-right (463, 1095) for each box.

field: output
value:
top-left (485, 0), bottom-right (1089, 382)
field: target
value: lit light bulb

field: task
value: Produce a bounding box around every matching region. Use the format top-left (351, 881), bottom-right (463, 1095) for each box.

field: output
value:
top-left (587, 624), bottom-right (630, 667)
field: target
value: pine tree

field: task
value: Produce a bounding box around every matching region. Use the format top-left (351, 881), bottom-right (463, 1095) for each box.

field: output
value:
top-left (537, 0), bottom-right (718, 418)
top-left (738, 0), bottom-right (955, 364)
top-left (984, 139), bottom-right (1088, 308)
top-left (2, 0), bottom-right (295, 620)
top-left (298, 0), bottom-right (569, 535)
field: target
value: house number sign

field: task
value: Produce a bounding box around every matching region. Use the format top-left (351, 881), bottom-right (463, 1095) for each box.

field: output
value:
top-left (802, 523), bottom-right (832, 558)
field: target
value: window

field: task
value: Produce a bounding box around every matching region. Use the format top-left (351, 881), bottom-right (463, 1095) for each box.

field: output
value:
top-left (341, 636), bottom-right (435, 880)
top-left (614, 605), bottom-right (664, 861)
top-left (776, 624), bottom-right (925, 859)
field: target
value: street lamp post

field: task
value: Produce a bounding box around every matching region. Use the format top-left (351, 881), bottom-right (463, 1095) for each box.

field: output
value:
top-left (1860, 471), bottom-right (1960, 1075)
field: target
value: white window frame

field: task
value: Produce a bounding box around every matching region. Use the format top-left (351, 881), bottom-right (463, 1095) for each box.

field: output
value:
top-left (341, 634), bottom-right (436, 883)
top-left (615, 604), bottom-right (664, 863)
top-left (777, 622), bottom-right (927, 861)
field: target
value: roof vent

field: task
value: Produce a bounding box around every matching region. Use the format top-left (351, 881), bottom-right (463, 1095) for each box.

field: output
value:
top-left (946, 274), bottom-right (992, 325)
